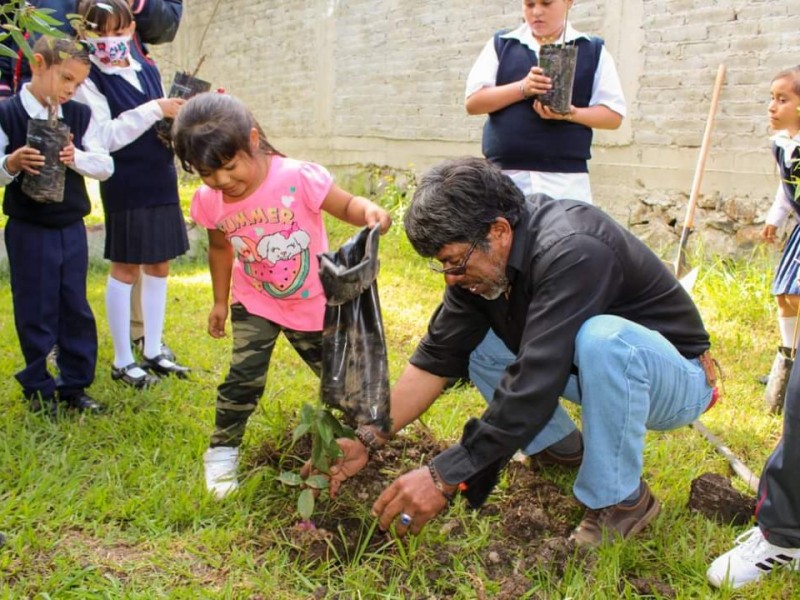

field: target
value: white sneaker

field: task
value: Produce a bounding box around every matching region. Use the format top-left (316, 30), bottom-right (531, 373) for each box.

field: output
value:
top-left (203, 446), bottom-right (240, 499)
top-left (707, 526), bottom-right (800, 589)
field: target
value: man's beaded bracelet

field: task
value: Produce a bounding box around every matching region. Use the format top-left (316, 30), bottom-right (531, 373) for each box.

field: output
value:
top-left (427, 461), bottom-right (456, 504)
top-left (354, 424), bottom-right (383, 455)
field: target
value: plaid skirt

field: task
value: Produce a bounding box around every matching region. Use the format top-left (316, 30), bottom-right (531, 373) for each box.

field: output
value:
top-left (772, 223), bottom-right (800, 296)
top-left (104, 203), bottom-right (189, 264)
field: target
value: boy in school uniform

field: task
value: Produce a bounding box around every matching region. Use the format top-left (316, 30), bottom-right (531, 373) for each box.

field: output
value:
top-left (0, 35), bottom-right (113, 416)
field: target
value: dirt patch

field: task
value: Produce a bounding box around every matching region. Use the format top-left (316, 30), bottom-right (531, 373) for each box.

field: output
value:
top-left (622, 576), bottom-right (676, 598)
top-left (251, 425), bottom-right (590, 595)
top-left (688, 472), bottom-right (756, 525)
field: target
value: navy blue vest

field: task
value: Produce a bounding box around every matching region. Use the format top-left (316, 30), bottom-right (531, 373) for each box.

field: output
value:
top-left (0, 95), bottom-right (91, 227)
top-left (482, 35), bottom-right (604, 173)
top-left (774, 142), bottom-right (800, 220)
top-left (88, 40), bottom-right (178, 213)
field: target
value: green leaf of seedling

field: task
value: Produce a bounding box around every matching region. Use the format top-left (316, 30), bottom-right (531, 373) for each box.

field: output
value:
top-left (325, 439), bottom-right (343, 461)
top-left (341, 424), bottom-right (356, 440)
top-left (311, 441), bottom-right (329, 474)
top-left (305, 475), bottom-right (330, 490)
top-left (292, 422), bottom-right (311, 443)
top-left (312, 454), bottom-right (330, 475)
top-left (298, 488), bottom-right (315, 520)
top-left (0, 45), bottom-right (19, 59)
top-left (29, 9), bottom-right (65, 27)
top-left (320, 410), bottom-right (343, 432)
top-left (318, 419), bottom-right (334, 447)
top-left (299, 403), bottom-right (315, 424)
top-left (10, 29), bottom-right (34, 63)
top-left (23, 17), bottom-right (67, 38)
top-left (277, 471), bottom-right (303, 487)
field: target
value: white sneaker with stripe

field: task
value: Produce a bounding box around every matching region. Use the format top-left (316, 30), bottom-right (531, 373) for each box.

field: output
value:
top-left (707, 526), bottom-right (800, 589)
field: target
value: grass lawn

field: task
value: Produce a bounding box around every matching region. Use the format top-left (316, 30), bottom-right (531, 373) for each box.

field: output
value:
top-left (0, 187), bottom-right (797, 598)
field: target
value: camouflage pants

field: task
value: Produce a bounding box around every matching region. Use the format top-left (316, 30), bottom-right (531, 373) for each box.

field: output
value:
top-left (210, 304), bottom-right (322, 448)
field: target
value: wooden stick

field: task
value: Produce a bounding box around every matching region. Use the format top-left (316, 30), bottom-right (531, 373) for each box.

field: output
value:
top-left (190, 55), bottom-right (206, 79)
top-left (673, 64), bottom-right (726, 276)
top-left (690, 420), bottom-right (760, 494)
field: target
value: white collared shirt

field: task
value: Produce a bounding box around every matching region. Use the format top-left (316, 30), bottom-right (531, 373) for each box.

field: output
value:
top-left (0, 83), bottom-right (113, 185)
top-left (465, 22), bottom-right (627, 116)
top-left (72, 55), bottom-right (164, 153)
top-left (766, 130), bottom-right (800, 227)
top-left (464, 22), bottom-right (627, 203)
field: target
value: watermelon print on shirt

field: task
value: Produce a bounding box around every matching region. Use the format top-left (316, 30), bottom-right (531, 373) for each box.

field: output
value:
top-left (191, 156), bottom-right (334, 333)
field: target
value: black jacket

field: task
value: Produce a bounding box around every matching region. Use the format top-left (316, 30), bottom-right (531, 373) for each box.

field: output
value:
top-left (412, 195), bottom-right (710, 507)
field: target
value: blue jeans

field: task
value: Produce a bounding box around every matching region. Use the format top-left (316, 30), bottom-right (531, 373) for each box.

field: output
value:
top-left (468, 316), bottom-right (713, 508)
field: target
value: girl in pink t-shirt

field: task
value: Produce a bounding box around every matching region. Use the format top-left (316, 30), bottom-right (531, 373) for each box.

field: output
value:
top-left (173, 93), bottom-right (391, 498)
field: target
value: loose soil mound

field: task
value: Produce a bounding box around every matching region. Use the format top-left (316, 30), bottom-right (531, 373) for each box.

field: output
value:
top-left (249, 425), bottom-right (675, 598)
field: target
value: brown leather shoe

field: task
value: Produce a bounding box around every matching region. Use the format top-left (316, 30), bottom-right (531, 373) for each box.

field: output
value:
top-left (530, 430), bottom-right (583, 468)
top-left (530, 445), bottom-right (583, 468)
top-left (570, 481), bottom-right (660, 547)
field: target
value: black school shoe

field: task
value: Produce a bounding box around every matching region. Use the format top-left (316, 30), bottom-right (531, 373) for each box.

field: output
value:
top-left (111, 363), bottom-right (160, 389)
top-left (141, 354), bottom-right (190, 379)
top-left (27, 393), bottom-right (59, 418)
top-left (59, 392), bottom-right (104, 414)
top-left (132, 337), bottom-right (176, 362)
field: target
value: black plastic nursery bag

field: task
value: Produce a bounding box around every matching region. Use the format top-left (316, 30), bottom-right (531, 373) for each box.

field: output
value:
top-left (156, 70), bottom-right (212, 147)
top-left (318, 226), bottom-right (391, 433)
top-left (21, 119), bottom-right (70, 203)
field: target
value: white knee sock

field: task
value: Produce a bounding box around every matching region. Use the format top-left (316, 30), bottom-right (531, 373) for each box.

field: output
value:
top-left (107, 276), bottom-right (135, 368)
top-left (141, 273), bottom-right (168, 359)
top-left (779, 317), bottom-right (798, 349)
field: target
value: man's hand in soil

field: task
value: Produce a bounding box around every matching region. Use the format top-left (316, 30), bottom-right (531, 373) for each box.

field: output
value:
top-left (300, 437), bottom-right (368, 498)
top-left (371, 466), bottom-right (448, 537)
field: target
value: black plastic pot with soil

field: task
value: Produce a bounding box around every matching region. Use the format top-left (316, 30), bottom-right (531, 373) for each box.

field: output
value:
top-left (536, 5), bottom-right (578, 116)
top-left (21, 118), bottom-right (70, 203)
top-left (155, 69), bottom-right (212, 147)
top-left (537, 43), bottom-right (578, 115)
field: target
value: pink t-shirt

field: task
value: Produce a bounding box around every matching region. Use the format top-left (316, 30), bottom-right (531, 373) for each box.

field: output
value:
top-left (191, 155), bottom-right (334, 332)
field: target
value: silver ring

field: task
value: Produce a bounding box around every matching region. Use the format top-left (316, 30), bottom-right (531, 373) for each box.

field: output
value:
top-left (399, 512), bottom-right (413, 526)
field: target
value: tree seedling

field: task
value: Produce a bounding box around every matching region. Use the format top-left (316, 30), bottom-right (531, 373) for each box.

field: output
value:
top-left (278, 403), bottom-right (355, 521)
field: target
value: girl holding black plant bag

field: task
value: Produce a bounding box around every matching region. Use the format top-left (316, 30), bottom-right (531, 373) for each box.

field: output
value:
top-left (73, 0), bottom-right (190, 388)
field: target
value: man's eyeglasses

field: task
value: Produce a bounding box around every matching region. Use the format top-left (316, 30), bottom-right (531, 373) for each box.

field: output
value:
top-left (428, 240), bottom-right (479, 276)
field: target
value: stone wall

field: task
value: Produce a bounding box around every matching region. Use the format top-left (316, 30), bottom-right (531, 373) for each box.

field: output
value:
top-left (152, 0), bottom-right (800, 256)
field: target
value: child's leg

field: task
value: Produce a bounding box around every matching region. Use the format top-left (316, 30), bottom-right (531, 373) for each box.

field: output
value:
top-left (211, 305), bottom-right (281, 448)
top-left (138, 261), bottom-right (189, 376)
top-left (756, 357), bottom-right (800, 548)
top-left (129, 268), bottom-right (144, 342)
top-left (777, 294), bottom-right (800, 348)
top-left (284, 329), bottom-right (323, 377)
top-left (765, 294), bottom-right (800, 411)
top-left (140, 262), bottom-right (169, 360)
top-left (107, 262), bottom-right (140, 369)
top-left (4, 219), bottom-right (60, 404)
top-left (54, 221), bottom-right (97, 398)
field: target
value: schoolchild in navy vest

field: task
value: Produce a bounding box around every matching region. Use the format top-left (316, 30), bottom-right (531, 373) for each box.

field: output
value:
top-left (773, 142), bottom-right (800, 220)
top-left (482, 35), bottom-right (603, 174)
top-left (0, 96), bottom-right (91, 227)
top-left (87, 40), bottom-right (179, 214)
